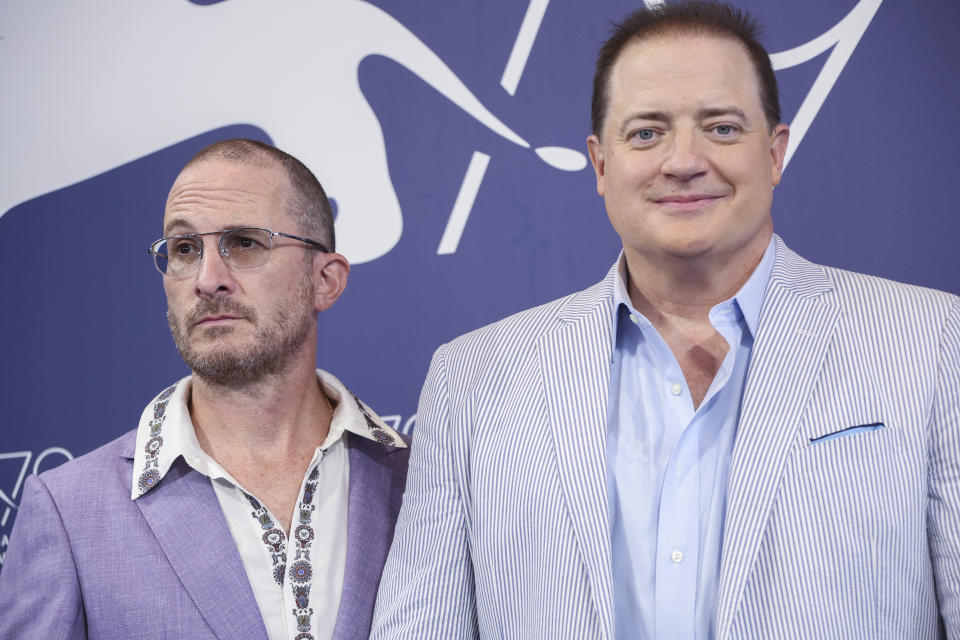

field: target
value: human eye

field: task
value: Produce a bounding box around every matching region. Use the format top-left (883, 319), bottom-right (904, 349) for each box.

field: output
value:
top-left (170, 237), bottom-right (199, 257)
top-left (627, 127), bottom-right (661, 146)
top-left (220, 229), bottom-right (272, 269)
top-left (708, 123), bottom-right (741, 138)
top-left (223, 228), bottom-right (270, 255)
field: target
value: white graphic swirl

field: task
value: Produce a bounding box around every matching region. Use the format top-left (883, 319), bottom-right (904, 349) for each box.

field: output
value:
top-left (0, 0), bottom-right (880, 262)
top-left (0, 0), bottom-right (583, 263)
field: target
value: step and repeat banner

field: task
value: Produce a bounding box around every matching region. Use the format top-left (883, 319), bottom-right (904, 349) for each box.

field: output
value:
top-left (1, 0), bottom-right (958, 565)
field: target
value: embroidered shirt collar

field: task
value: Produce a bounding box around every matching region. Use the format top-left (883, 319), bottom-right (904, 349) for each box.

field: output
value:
top-left (315, 369), bottom-right (406, 451)
top-left (610, 236), bottom-right (776, 342)
top-left (131, 369), bottom-right (404, 500)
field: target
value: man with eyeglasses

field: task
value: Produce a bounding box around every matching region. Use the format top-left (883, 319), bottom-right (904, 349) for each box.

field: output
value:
top-left (0, 139), bottom-right (409, 640)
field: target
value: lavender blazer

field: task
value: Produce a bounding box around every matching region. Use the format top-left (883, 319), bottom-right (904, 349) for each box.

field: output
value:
top-left (0, 428), bottom-right (409, 639)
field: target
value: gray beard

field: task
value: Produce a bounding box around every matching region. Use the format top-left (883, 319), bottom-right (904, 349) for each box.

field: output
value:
top-left (167, 276), bottom-right (315, 389)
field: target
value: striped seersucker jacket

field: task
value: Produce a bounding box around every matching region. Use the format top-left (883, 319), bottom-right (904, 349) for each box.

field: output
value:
top-left (372, 235), bottom-right (960, 639)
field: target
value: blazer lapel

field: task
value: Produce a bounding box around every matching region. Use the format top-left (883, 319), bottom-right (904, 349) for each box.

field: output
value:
top-left (135, 458), bottom-right (269, 640)
top-left (538, 268), bottom-right (617, 638)
top-left (717, 238), bottom-right (841, 638)
top-left (331, 437), bottom-right (402, 640)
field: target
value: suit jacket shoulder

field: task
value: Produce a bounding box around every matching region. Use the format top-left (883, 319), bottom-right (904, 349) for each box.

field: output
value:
top-left (0, 426), bottom-right (267, 640)
top-left (0, 429), bottom-right (137, 639)
top-left (439, 263), bottom-right (617, 379)
top-left (763, 240), bottom-right (959, 388)
top-left (772, 236), bottom-right (958, 311)
top-left (34, 427), bottom-right (138, 501)
top-left (822, 262), bottom-right (958, 313)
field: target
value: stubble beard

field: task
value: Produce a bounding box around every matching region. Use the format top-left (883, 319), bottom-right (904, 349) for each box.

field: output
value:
top-left (167, 275), bottom-right (316, 389)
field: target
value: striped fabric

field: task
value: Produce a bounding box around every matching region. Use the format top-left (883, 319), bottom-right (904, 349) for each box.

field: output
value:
top-left (372, 235), bottom-right (960, 639)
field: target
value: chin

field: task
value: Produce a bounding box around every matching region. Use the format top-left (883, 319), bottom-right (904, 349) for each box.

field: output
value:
top-left (197, 324), bottom-right (239, 339)
top-left (656, 233), bottom-right (718, 259)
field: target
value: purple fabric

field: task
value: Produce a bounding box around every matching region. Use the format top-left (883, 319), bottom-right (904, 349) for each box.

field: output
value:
top-left (333, 435), bottom-right (410, 640)
top-left (0, 428), bottom-right (409, 640)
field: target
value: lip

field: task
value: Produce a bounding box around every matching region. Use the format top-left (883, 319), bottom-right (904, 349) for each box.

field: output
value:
top-left (194, 315), bottom-right (243, 327)
top-left (653, 194), bottom-right (724, 212)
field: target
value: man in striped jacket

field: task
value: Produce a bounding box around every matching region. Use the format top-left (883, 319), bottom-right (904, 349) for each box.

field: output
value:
top-left (372, 2), bottom-right (960, 638)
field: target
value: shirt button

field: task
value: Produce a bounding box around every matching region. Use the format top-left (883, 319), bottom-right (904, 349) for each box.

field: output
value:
top-left (630, 313), bottom-right (640, 325)
top-left (671, 550), bottom-right (684, 564)
top-left (670, 383), bottom-right (682, 396)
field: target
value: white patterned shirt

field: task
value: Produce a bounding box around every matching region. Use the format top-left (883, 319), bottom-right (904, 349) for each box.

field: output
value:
top-left (131, 369), bottom-right (405, 640)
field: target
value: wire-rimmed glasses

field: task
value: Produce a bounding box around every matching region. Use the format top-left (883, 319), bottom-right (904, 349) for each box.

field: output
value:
top-left (148, 227), bottom-right (329, 278)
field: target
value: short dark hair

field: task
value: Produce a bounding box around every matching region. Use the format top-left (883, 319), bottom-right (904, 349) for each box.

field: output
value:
top-left (591, 1), bottom-right (780, 138)
top-left (185, 138), bottom-right (336, 251)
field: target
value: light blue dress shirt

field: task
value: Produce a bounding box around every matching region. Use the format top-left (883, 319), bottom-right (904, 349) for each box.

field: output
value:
top-left (606, 239), bottom-right (775, 640)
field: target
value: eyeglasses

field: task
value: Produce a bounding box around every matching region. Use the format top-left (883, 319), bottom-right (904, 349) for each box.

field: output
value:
top-left (148, 227), bottom-right (329, 278)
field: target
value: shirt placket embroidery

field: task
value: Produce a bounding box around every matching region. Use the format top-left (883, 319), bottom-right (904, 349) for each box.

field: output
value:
top-left (244, 456), bottom-right (323, 640)
top-left (245, 493), bottom-right (289, 587)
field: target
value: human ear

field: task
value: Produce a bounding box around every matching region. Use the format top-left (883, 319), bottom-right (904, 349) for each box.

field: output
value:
top-left (312, 252), bottom-right (350, 311)
top-left (587, 134), bottom-right (607, 197)
top-left (769, 124), bottom-right (790, 186)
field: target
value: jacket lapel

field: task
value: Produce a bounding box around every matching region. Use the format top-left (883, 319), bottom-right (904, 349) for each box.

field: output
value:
top-left (135, 457), bottom-right (269, 640)
top-left (538, 267), bottom-right (617, 638)
top-left (331, 436), bottom-right (404, 640)
top-left (717, 238), bottom-right (841, 638)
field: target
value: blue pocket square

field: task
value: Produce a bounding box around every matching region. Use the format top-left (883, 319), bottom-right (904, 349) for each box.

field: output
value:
top-left (809, 422), bottom-right (884, 445)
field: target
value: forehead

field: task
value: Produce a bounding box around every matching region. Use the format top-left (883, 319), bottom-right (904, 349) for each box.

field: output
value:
top-left (607, 34), bottom-right (763, 120)
top-left (163, 158), bottom-right (292, 233)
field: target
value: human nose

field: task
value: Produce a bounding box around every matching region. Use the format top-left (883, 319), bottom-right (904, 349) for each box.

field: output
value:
top-left (194, 236), bottom-right (236, 298)
top-left (661, 129), bottom-right (708, 181)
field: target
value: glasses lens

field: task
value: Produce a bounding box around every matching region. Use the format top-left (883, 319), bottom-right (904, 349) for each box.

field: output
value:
top-left (151, 239), bottom-right (169, 274)
top-left (221, 228), bottom-right (272, 269)
top-left (163, 236), bottom-right (203, 276)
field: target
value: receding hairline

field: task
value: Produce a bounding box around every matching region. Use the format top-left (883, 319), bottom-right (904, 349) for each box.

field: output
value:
top-left (175, 147), bottom-right (293, 196)
top-left (176, 152), bottom-right (290, 187)
top-left (168, 138), bottom-right (337, 251)
top-left (164, 154), bottom-right (296, 219)
top-left (167, 148), bottom-right (305, 236)
top-left (182, 143), bottom-right (283, 172)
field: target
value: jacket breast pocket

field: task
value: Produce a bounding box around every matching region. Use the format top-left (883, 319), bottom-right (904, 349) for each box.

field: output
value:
top-left (808, 421), bottom-right (884, 445)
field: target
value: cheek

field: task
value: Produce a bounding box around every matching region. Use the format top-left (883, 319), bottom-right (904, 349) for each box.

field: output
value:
top-left (603, 159), bottom-right (646, 199)
top-left (162, 282), bottom-right (176, 308)
top-left (163, 283), bottom-right (191, 315)
top-left (741, 155), bottom-right (776, 196)
top-left (735, 146), bottom-right (775, 182)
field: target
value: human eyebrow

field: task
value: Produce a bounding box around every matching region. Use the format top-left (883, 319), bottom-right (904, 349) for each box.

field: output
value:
top-left (697, 107), bottom-right (748, 123)
top-left (617, 111), bottom-right (669, 137)
top-left (162, 217), bottom-right (195, 236)
top-left (162, 220), bottom-right (258, 236)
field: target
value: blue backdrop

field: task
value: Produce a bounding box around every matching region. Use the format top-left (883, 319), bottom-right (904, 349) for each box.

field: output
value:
top-left (1, 0), bottom-right (958, 565)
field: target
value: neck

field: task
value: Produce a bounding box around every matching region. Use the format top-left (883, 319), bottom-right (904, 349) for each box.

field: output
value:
top-left (625, 232), bottom-right (770, 325)
top-left (188, 353), bottom-right (331, 470)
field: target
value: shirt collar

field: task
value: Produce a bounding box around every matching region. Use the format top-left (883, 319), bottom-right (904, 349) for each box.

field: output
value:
top-left (316, 368), bottom-right (407, 450)
top-left (131, 369), bottom-right (405, 500)
top-left (734, 237), bottom-right (776, 337)
top-left (611, 236), bottom-right (776, 340)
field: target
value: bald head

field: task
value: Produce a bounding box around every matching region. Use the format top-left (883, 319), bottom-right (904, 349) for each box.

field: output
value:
top-left (183, 139), bottom-right (336, 251)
